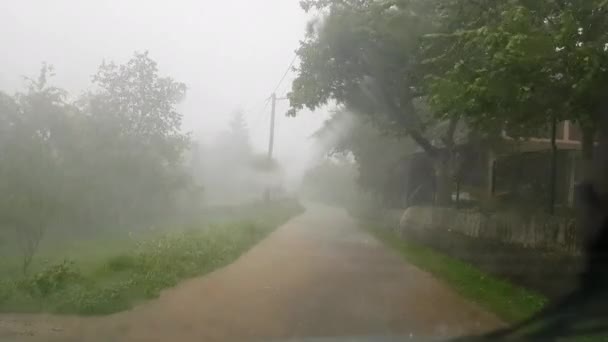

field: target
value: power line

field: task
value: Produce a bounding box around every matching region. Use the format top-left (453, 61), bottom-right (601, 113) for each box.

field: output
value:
top-left (250, 96), bottom-right (271, 131)
top-left (248, 53), bottom-right (297, 132)
top-left (249, 96), bottom-right (271, 117)
top-left (265, 54), bottom-right (298, 161)
top-left (247, 53), bottom-right (296, 121)
top-left (276, 79), bottom-right (293, 102)
top-left (272, 54), bottom-right (297, 96)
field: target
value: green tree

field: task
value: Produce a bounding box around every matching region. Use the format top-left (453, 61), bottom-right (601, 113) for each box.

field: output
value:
top-left (289, 0), bottom-right (466, 205)
top-left (226, 109), bottom-right (253, 160)
top-left (292, 0), bottom-right (608, 207)
top-left (90, 51), bottom-right (189, 164)
top-left (425, 0), bottom-right (608, 174)
top-left (0, 54), bottom-right (194, 271)
top-left (313, 108), bottom-right (416, 204)
top-left (0, 64), bottom-right (67, 273)
top-left (82, 52), bottom-right (192, 226)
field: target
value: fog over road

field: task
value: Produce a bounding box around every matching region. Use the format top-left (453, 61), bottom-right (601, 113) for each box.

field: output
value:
top-left (1, 204), bottom-right (502, 341)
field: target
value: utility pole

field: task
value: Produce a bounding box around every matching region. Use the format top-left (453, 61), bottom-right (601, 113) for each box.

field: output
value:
top-left (264, 93), bottom-right (288, 203)
top-left (268, 93), bottom-right (277, 160)
top-left (264, 93), bottom-right (277, 203)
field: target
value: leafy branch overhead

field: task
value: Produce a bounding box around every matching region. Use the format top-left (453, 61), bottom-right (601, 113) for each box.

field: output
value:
top-left (290, 0), bottom-right (441, 151)
top-left (288, 0), bottom-right (608, 204)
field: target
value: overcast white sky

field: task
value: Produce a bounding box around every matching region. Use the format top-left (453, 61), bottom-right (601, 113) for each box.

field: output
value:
top-left (0, 0), bottom-right (328, 183)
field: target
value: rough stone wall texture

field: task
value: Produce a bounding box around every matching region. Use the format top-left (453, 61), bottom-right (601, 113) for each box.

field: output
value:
top-left (395, 206), bottom-right (585, 299)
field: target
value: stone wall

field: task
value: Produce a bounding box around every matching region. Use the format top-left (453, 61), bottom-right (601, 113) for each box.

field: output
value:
top-left (395, 206), bottom-right (585, 299)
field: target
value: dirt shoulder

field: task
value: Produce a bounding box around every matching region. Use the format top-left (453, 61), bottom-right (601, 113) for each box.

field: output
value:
top-left (0, 204), bottom-right (503, 341)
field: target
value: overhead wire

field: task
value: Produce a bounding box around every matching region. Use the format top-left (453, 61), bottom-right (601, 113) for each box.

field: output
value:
top-left (246, 53), bottom-right (298, 145)
top-left (250, 96), bottom-right (272, 132)
top-left (271, 54), bottom-right (298, 96)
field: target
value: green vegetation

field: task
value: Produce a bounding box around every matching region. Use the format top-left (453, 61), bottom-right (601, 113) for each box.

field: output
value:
top-left (307, 110), bottom-right (418, 209)
top-left (0, 201), bottom-right (303, 315)
top-left (364, 224), bottom-right (547, 323)
top-left (0, 53), bottom-right (201, 276)
top-left (290, 0), bottom-right (607, 208)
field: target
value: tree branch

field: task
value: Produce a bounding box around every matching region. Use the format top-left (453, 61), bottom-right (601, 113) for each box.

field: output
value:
top-left (358, 76), bottom-right (439, 157)
top-left (442, 116), bottom-right (459, 149)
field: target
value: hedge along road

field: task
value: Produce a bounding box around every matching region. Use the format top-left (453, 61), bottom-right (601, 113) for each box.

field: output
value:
top-left (0, 204), bottom-right (503, 341)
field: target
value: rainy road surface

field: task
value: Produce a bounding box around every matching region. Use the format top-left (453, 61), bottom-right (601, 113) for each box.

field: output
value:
top-left (0, 204), bottom-right (503, 341)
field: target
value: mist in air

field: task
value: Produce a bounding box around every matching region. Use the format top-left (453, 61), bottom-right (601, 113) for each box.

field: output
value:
top-left (3, 0), bottom-right (605, 340)
top-left (0, 0), bottom-right (327, 202)
top-left (0, 0), bottom-right (349, 321)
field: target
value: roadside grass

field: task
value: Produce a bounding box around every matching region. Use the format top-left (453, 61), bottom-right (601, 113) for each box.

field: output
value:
top-left (363, 224), bottom-right (548, 323)
top-left (0, 200), bottom-right (304, 315)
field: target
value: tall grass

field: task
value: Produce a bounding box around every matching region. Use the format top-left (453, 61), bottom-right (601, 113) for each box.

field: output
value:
top-left (0, 201), bottom-right (303, 315)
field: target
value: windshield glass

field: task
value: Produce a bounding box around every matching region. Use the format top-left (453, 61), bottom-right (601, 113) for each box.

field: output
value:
top-left (1, 1), bottom-right (607, 341)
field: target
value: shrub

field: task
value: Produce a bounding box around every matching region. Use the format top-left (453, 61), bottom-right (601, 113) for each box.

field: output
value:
top-left (23, 260), bottom-right (82, 297)
top-left (51, 282), bottom-right (132, 315)
top-left (105, 254), bottom-right (137, 272)
top-left (0, 280), bottom-right (16, 304)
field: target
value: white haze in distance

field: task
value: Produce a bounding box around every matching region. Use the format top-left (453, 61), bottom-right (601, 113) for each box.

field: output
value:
top-left (0, 0), bottom-right (327, 188)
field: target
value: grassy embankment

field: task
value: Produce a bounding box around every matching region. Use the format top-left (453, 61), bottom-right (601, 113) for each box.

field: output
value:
top-left (364, 224), bottom-right (548, 323)
top-left (0, 200), bottom-right (304, 315)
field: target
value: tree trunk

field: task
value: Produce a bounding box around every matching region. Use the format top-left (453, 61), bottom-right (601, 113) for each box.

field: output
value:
top-left (432, 118), bottom-right (459, 207)
top-left (581, 125), bottom-right (596, 180)
top-left (434, 155), bottom-right (453, 207)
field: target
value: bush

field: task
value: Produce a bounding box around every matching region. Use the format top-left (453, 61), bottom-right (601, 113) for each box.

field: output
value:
top-left (0, 281), bottom-right (38, 313)
top-left (105, 254), bottom-right (137, 272)
top-left (23, 260), bottom-right (82, 297)
top-left (0, 281), bottom-right (17, 304)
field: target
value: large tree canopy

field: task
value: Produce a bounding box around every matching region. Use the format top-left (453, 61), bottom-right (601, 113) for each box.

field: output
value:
top-left (0, 53), bottom-right (193, 272)
top-left (288, 0), bottom-right (470, 204)
top-left (313, 108), bottom-right (416, 200)
top-left (89, 51), bottom-right (189, 165)
top-left (289, 0), bottom-right (608, 205)
top-left (289, 0), bottom-right (436, 151)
